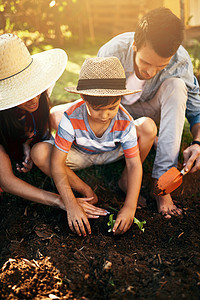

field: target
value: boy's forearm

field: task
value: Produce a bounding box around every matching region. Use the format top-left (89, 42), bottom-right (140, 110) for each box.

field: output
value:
top-left (51, 162), bottom-right (77, 210)
top-left (124, 161), bottom-right (142, 212)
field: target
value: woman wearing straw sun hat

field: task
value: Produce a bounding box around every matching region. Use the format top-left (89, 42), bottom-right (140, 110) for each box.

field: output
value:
top-left (0, 33), bottom-right (69, 208)
top-left (0, 33), bottom-right (108, 218)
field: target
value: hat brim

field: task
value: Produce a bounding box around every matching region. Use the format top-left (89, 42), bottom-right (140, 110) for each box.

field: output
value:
top-left (64, 87), bottom-right (141, 97)
top-left (0, 48), bottom-right (67, 111)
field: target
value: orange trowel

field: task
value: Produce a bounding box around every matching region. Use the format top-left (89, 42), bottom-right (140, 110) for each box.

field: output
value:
top-left (154, 167), bottom-right (188, 195)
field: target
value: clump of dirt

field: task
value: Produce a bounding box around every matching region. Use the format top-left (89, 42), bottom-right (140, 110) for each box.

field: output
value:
top-left (0, 257), bottom-right (74, 299)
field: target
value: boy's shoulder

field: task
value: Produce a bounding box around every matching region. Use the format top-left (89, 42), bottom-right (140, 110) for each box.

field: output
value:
top-left (64, 99), bottom-right (85, 118)
top-left (118, 104), bottom-right (133, 122)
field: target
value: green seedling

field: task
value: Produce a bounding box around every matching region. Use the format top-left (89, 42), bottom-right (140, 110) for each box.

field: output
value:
top-left (133, 217), bottom-right (146, 232)
top-left (107, 214), bottom-right (146, 233)
top-left (107, 214), bottom-right (116, 232)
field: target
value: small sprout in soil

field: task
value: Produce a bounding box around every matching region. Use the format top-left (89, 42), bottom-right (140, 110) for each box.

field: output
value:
top-left (109, 278), bottom-right (115, 286)
top-left (107, 214), bottom-right (116, 232)
top-left (107, 214), bottom-right (146, 233)
top-left (133, 217), bottom-right (146, 232)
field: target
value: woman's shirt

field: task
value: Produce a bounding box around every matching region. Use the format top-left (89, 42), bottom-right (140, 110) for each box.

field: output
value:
top-left (6, 107), bottom-right (49, 162)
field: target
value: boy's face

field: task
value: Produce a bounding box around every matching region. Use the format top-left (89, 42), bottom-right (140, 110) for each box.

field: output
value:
top-left (133, 42), bottom-right (172, 80)
top-left (86, 98), bottom-right (121, 125)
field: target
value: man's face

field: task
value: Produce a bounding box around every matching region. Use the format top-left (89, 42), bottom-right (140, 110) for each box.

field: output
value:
top-left (133, 42), bottom-right (172, 80)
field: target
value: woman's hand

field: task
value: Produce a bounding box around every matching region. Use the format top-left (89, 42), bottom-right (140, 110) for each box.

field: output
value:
top-left (16, 142), bottom-right (33, 173)
top-left (84, 187), bottom-right (98, 204)
top-left (77, 197), bottom-right (109, 219)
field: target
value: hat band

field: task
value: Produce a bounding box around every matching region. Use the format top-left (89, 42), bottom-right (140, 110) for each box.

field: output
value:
top-left (0, 58), bottom-right (33, 81)
top-left (77, 78), bottom-right (126, 90)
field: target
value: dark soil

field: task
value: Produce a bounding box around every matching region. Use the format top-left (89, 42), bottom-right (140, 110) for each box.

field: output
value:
top-left (0, 157), bottom-right (200, 300)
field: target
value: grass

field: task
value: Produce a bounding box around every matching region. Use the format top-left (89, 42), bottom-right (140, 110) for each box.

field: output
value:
top-left (186, 39), bottom-right (200, 81)
top-left (50, 42), bottom-right (103, 105)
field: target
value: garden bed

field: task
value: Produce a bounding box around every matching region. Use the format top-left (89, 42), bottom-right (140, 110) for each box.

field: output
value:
top-left (0, 158), bottom-right (200, 299)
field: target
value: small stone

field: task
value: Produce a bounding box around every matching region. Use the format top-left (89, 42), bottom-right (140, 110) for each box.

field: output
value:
top-left (103, 260), bottom-right (112, 271)
top-left (84, 273), bottom-right (90, 280)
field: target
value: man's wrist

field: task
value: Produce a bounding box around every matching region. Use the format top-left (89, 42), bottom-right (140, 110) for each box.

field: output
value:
top-left (191, 140), bottom-right (200, 146)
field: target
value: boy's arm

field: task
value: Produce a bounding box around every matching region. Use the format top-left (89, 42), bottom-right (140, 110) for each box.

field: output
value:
top-left (113, 155), bottom-right (142, 235)
top-left (51, 146), bottom-right (91, 236)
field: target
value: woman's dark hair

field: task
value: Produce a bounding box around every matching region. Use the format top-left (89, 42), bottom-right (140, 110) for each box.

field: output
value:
top-left (134, 7), bottom-right (184, 57)
top-left (82, 95), bottom-right (121, 108)
top-left (0, 91), bottom-right (51, 159)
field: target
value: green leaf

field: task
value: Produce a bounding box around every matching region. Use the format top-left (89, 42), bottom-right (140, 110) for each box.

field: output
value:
top-left (134, 217), bottom-right (146, 232)
top-left (107, 214), bottom-right (115, 232)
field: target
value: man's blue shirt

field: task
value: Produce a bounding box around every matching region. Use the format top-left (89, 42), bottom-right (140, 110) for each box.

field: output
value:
top-left (98, 32), bottom-right (200, 129)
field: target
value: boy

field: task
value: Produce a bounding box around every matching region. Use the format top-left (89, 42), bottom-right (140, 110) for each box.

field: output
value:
top-left (51, 56), bottom-right (156, 236)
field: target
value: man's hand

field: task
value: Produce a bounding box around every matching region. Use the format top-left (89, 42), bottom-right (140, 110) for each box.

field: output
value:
top-left (113, 206), bottom-right (134, 235)
top-left (183, 144), bottom-right (200, 173)
top-left (66, 201), bottom-right (91, 237)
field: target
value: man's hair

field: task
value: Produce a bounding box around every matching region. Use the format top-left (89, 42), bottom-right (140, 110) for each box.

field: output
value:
top-left (134, 7), bottom-right (184, 57)
top-left (82, 95), bottom-right (121, 108)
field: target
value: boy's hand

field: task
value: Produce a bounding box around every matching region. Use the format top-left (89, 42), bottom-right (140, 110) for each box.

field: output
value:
top-left (113, 206), bottom-right (134, 235)
top-left (77, 197), bottom-right (109, 218)
top-left (66, 201), bottom-right (91, 237)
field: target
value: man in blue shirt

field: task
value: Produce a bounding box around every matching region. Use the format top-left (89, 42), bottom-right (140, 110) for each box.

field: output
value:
top-left (98, 7), bottom-right (200, 219)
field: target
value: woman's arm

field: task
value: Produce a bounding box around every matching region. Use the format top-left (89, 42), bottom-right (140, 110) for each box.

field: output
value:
top-left (31, 141), bottom-right (109, 217)
top-left (0, 145), bottom-right (65, 209)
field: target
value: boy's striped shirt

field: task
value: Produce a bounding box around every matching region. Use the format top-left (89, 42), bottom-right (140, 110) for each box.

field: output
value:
top-left (55, 99), bottom-right (139, 158)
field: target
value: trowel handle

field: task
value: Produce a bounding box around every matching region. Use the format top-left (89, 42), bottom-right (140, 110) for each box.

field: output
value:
top-left (180, 168), bottom-right (188, 176)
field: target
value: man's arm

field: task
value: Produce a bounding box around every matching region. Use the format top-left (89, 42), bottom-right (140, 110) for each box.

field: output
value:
top-left (51, 146), bottom-right (91, 236)
top-left (113, 154), bottom-right (142, 235)
top-left (191, 122), bottom-right (200, 142)
top-left (183, 122), bottom-right (200, 173)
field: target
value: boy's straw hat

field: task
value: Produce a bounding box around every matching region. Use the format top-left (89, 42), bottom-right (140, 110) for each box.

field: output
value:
top-left (65, 57), bottom-right (140, 97)
top-left (0, 33), bottom-right (68, 111)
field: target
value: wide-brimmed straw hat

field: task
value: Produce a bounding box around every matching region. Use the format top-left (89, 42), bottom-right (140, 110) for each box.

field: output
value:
top-left (0, 33), bottom-right (68, 111)
top-left (65, 56), bottom-right (140, 96)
